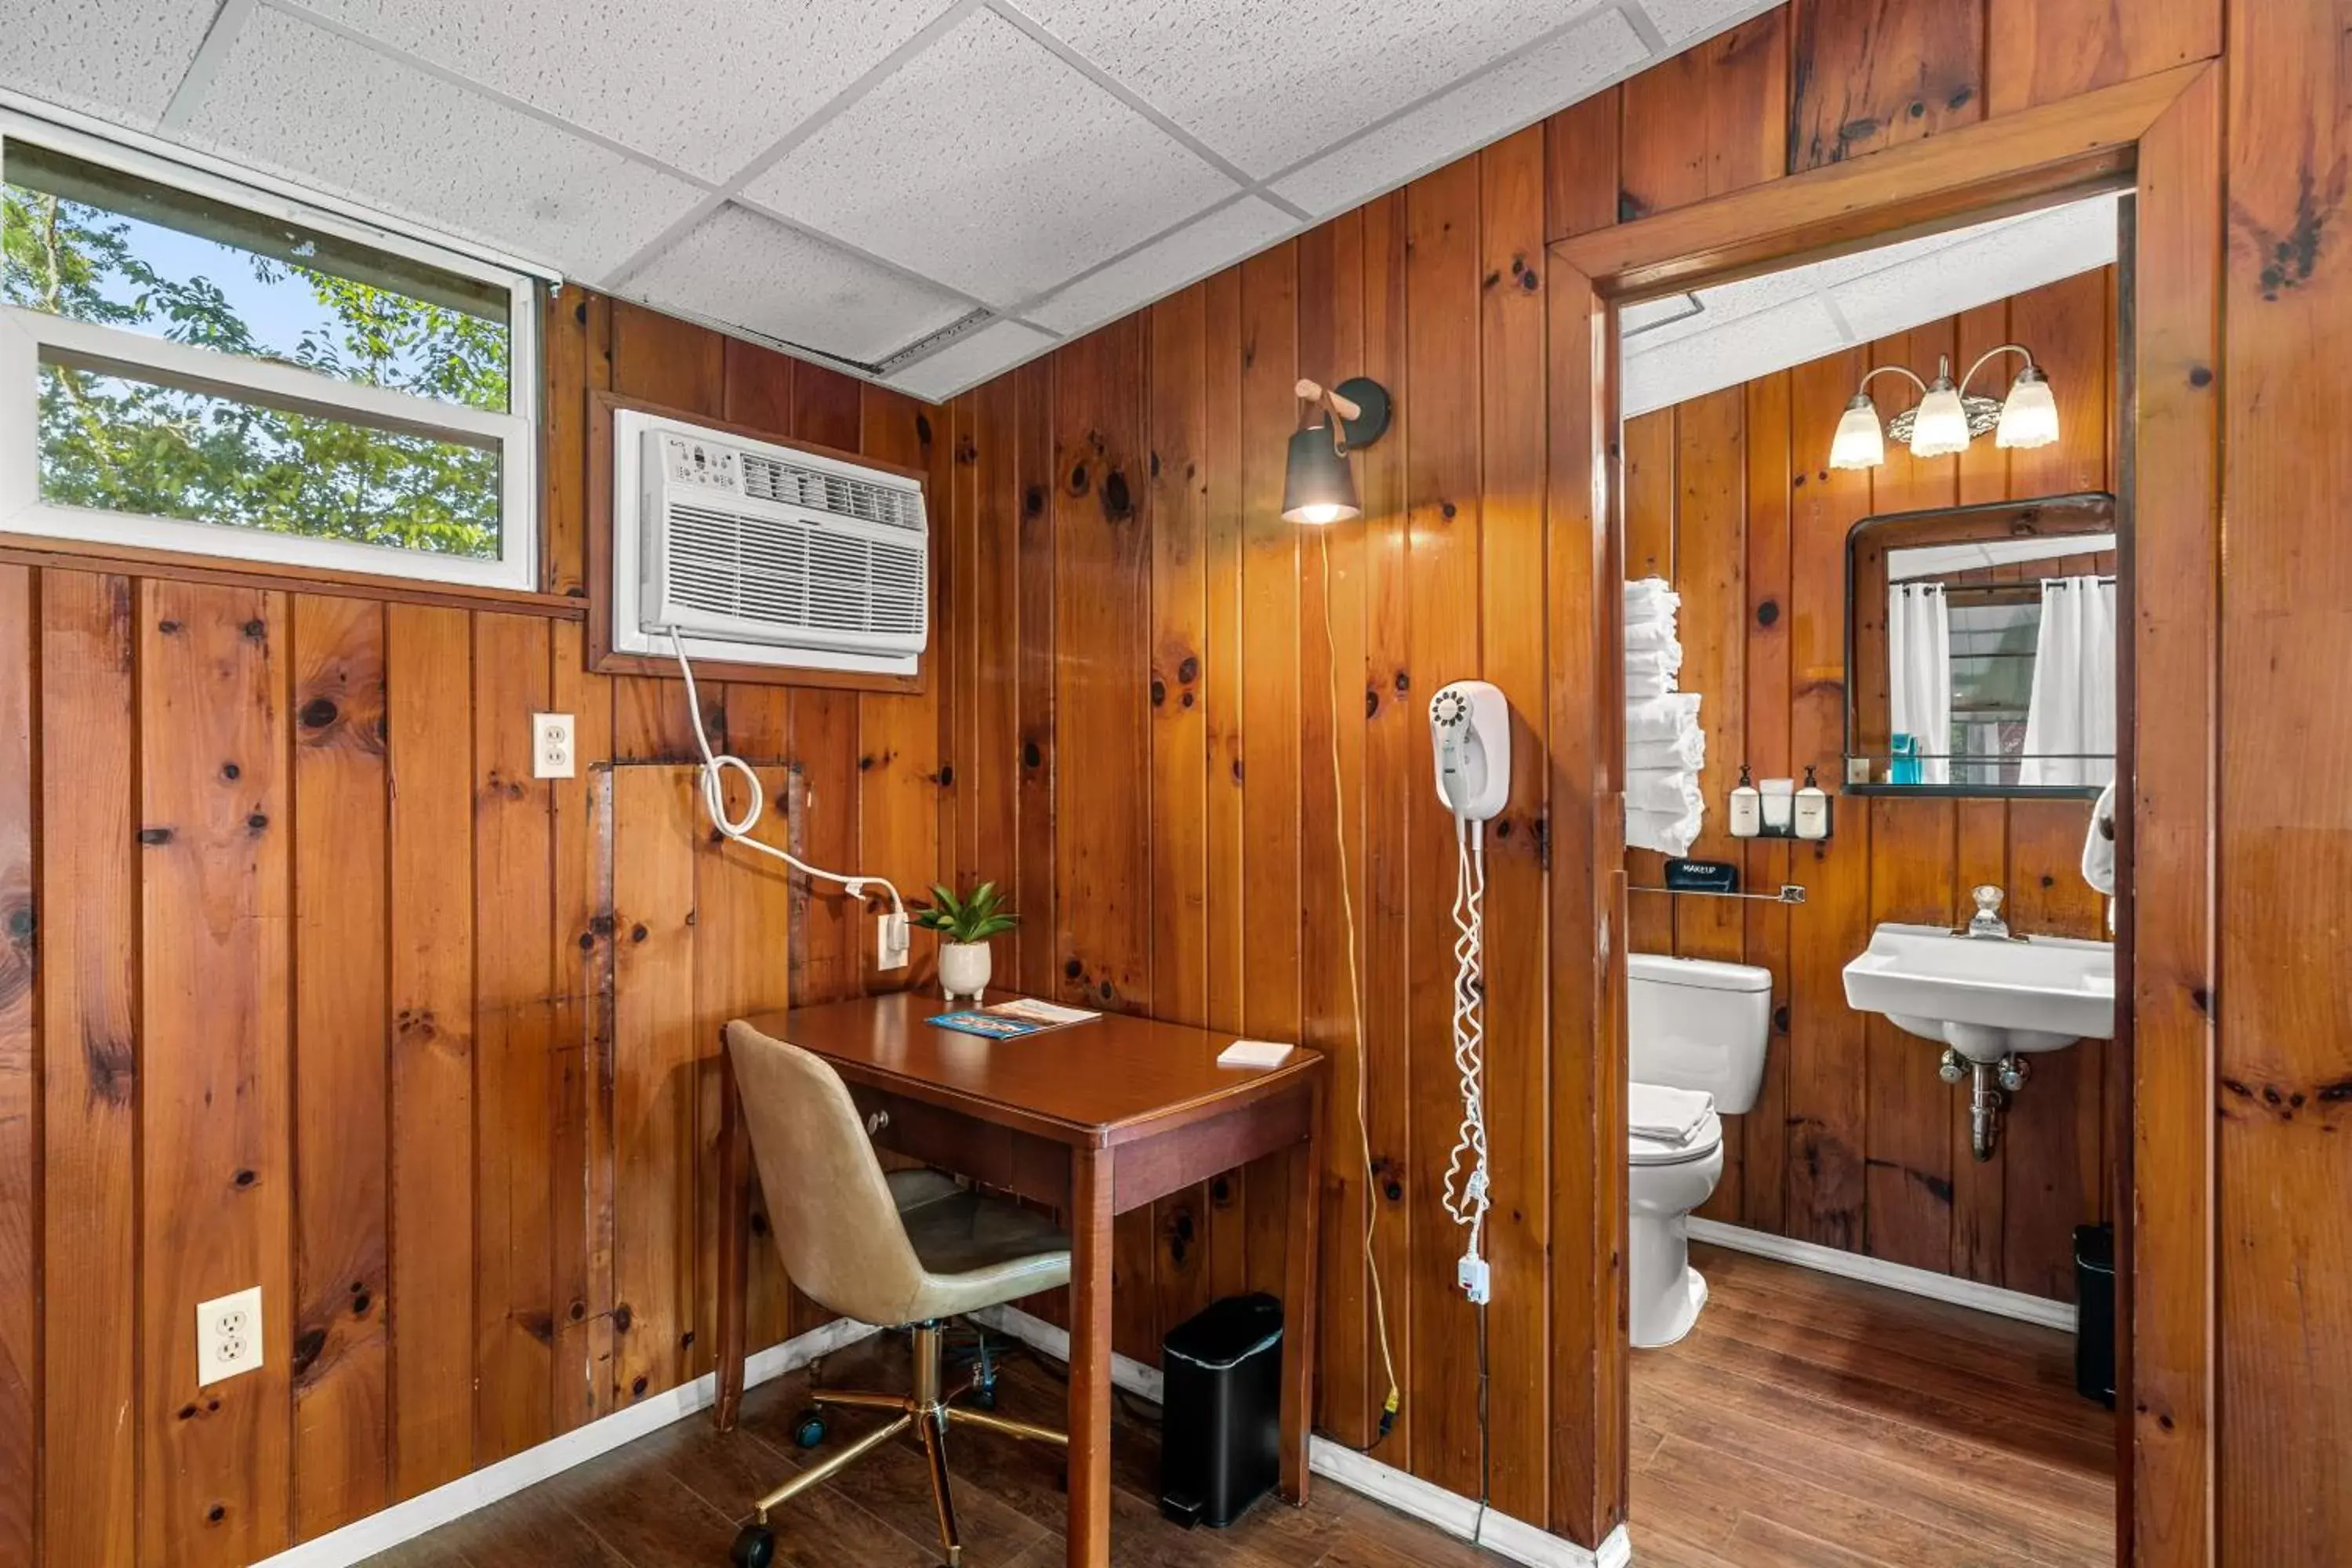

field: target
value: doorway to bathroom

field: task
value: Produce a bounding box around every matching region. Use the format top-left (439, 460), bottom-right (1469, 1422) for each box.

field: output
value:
top-left (1594, 177), bottom-right (2133, 1563)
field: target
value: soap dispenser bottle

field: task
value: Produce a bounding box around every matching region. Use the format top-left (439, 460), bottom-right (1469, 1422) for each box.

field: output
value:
top-left (1795, 764), bottom-right (1831, 840)
top-left (1729, 764), bottom-right (1762, 839)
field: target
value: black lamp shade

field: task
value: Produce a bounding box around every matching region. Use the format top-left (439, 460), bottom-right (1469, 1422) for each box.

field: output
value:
top-left (1282, 421), bottom-right (1359, 524)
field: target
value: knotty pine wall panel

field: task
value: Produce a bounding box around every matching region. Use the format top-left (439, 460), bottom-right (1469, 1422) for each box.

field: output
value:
top-left (1624, 273), bottom-right (2120, 1295)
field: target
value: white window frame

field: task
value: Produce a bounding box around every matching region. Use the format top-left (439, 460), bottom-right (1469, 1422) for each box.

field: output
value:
top-left (0, 109), bottom-right (542, 592)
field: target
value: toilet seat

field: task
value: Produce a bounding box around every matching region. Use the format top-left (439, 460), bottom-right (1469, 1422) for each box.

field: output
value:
top-left (1627, 1108), bottom-right (1722, 1167)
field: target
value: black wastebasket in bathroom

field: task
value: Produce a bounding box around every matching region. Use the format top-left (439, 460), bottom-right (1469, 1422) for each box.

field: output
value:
top-left (2074, 1223), bottom-right (2116, 1408)
top-left (1159, 1293), bottom-right (1283, 1528)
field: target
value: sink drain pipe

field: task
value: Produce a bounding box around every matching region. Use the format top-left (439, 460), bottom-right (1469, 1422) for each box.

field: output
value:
top-left (1941, 1050), bottom-right (2030, 1160)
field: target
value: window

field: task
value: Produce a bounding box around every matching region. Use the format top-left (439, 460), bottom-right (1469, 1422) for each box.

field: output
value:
top-left (1, 112), bottom-right (540, 590)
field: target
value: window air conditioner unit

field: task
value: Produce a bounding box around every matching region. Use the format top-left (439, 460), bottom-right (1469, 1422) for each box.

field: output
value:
top-left (609, 408), bottom-right (928, 677)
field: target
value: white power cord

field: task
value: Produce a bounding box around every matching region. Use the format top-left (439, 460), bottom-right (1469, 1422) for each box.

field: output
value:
top-left (1441, 815), bottom-right (1490, 1304)
top-left (667, 630), bottom-right (909, 962)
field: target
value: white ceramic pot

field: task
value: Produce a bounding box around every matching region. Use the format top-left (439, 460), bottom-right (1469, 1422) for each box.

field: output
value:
top-left (939, 940), bottom-right (993, 1002)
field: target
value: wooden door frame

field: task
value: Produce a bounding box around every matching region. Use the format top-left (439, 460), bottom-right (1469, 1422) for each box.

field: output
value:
top-left (1541, 60), bottom-right (2221, 1564)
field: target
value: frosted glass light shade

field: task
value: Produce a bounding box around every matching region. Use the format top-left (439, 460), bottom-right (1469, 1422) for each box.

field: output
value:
top-left (1995, 367), bottom-right (2060, 449)
top-left (1909, 379), bottom-right (1971, 458)
top-left (1829, 396), bottom-right (1886, 470)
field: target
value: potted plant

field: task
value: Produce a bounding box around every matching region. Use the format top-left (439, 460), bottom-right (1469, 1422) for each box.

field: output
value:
top-left (913, 880), bottom-right (1018, 1001)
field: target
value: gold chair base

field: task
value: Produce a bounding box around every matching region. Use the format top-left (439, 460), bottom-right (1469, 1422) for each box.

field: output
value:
top-left (749, 1323), bottom-right (1067, 1568)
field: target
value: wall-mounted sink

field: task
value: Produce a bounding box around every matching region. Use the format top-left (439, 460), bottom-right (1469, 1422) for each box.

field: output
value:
top-left (1842, 922), bottom-right (2117, 1064)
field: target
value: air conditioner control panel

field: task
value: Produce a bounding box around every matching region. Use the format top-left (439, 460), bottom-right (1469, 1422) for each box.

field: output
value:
top-left (660, 433), bottom-right (741, 494)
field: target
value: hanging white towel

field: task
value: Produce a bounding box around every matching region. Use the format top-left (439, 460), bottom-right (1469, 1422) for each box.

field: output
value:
top-left (2081, 779), bottom-right (2118, 895)
top-left (1626, 768), bottom-right (1704, 816)
top-left (1629, 1083), bottom-right (1715, 1146)
top-left (1628, 730), bottom-right (1706, 771)
top-left (1627, 695), bottom-right (1702, 744)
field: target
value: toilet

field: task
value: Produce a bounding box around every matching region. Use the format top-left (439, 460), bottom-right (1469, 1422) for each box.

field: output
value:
top-left (1627, 952), bottom-right (1773, 1348)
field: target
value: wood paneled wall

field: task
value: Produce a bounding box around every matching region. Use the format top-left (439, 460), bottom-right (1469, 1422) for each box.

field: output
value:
top-left (939, 1), bottom-right (2250, 1552)
top-left (0, 299), bottom-right (949, 1566)
top-left (1623, 269), bottom-right (2118, 1300)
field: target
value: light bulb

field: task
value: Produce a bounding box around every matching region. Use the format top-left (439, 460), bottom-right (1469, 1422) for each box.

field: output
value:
top-left (1909, 377), bottom-right (1971, 459)
top-left (1829, 394), bottom-right (1886, 470)
top-left (1995, 366), bottom-right (2060, 449)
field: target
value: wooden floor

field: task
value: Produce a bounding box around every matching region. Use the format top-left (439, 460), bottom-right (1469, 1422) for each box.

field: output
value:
top-left (1629, 1243), bottom-right (2117, 1566)
top-left (364, 1245), bottom-right (2114, 1567)
top-left (357, 1329), bottom-right (1484, 1568)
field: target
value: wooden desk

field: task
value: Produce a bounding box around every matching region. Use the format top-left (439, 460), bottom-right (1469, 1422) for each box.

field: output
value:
top-left (713, 990), bottom-right (1327, 1568)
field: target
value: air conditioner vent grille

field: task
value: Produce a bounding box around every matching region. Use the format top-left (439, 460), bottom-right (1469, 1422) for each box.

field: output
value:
top-left (740, 453), bottom-right (924, 532)
top-left (663, 503), bottom-right (923, 641)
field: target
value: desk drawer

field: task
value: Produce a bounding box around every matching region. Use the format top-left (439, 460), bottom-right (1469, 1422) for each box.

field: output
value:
top-left (848, 1085), bottom-right (1070, 1213)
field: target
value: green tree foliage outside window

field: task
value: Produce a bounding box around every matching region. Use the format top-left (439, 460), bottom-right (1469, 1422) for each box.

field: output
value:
top-left (2, 169), bottom-right (510, 558)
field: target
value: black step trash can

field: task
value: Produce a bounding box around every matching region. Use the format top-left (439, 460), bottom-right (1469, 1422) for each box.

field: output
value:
top-left (2074, 1222), bottom-right (2116, 1408)
top-left (1159, 1293), bottom-right (1283, 1528)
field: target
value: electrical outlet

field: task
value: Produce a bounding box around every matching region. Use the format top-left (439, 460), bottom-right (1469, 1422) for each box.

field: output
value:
top-left (196, 1286), bottom-right (263, 1385)
top-left (877, 911), bottom-right (909, 971)
top-left (532, 713), bottom-right (576, 779)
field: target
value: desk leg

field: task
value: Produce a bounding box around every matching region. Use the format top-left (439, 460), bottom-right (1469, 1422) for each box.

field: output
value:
top-left (1066, 1145), bottom-right (1114, 1567)
top-left (715, 1047), bottom-right (750, 1432)
top-left (1279, 1077), bottom-right (1325, 1504)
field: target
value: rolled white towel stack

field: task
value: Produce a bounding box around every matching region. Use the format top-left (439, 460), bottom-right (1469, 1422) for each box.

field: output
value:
top-left (1624, 579), bottom-right (1704, 856)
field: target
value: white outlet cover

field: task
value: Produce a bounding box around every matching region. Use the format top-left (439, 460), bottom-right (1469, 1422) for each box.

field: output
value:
top-left (532, 712), bottom-right (576, 779)
top-left (196, 1285), bottom-right (263, 1385)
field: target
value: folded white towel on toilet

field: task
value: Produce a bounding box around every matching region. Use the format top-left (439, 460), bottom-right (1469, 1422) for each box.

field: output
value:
top-left (1629, 1083), bottom-right (1716, 1146)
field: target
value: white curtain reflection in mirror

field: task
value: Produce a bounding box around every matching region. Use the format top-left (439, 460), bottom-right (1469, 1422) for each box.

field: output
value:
top-left (1888, 583), bottom-right (1952, 785)
top-left (2020, 575), bottom-right (2117, 786)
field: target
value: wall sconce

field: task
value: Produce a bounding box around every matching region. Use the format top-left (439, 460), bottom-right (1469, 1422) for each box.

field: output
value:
top-left (1283, 376), bottom-right (1392, 524)
top-left (1828, 345), bottom-right (2059, 471)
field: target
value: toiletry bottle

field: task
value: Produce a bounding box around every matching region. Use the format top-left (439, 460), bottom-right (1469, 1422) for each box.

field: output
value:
top-left (1795, 764), bottom-right (1831, 840)
top-left (1729, 764), bottom-right (1762, 839)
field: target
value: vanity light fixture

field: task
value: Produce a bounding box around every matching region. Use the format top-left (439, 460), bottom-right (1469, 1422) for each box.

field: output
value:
top-left (1283, 376), bottom-right (1392, 524)
top-left (1828, 345), bottom-right (2060, 470)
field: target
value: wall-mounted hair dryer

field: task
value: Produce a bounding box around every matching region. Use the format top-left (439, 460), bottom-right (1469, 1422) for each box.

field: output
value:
top-left (1429, 680), bottom-right (1510, 822)
top-left (1428, 680), bottom-right (1509, 1307)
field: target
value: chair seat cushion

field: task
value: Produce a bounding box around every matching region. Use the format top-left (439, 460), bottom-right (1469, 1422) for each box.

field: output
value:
top-left (885, 1170), bottom-right (1073, 1320)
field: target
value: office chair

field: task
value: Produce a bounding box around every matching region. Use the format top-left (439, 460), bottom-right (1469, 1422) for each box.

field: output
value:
top-left (724, 1019), bottom-right (1072, 1568)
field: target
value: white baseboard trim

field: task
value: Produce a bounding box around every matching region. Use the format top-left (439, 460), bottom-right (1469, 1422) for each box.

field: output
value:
top-left (1687, 1218), bottom-right (2079, 1332)
top-left (250, 1316), bottom-right (882, 1568)
top-left (973, 1304), bottom-right (1628, 1568)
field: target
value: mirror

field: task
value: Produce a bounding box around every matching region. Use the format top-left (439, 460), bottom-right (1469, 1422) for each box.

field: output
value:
top-left (1846, 493), bottom-right (2116, 795)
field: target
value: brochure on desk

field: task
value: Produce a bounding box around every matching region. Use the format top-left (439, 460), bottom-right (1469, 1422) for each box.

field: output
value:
top-left (928, 996), bottom-right (1102, 1039)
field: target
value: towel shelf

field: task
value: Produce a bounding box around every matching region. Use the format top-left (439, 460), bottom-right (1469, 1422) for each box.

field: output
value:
top-left (1630, 884), bottom-right (1808, 905)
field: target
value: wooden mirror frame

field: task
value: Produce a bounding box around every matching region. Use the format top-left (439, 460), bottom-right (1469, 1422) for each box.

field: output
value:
top-left (1542, 61), bottom-right (2218, 1563)
top-left (1845, 491), bottom-right (2119, 796)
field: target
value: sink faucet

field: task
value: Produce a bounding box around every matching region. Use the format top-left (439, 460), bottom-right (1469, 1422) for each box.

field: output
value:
top-left (1963, 884), bottom-right (2013, 941)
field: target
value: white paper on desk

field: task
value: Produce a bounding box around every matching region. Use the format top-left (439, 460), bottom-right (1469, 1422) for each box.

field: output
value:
top-left (985, 997), bottom-right (1098, 1025)
top-left (1218, 1039), bottom-right (1295, 1069)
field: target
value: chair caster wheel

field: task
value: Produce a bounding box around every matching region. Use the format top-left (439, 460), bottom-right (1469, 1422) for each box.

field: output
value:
top-left (729, 1523), bottom-right (775, 1567)
top-left (973, 1384), bottom-right (998, 1411)
top-left (791, 1410), bottom-right (827, 1449)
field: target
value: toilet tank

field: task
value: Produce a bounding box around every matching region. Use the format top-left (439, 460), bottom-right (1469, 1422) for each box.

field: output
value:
top-left (1628, 953), bottom-right (1773, 1113)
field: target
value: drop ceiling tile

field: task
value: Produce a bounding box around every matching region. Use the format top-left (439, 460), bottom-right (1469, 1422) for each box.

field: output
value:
top-left (1026, 196), bottom-right (1295, 335)
top-left (627, 204), bottom-right (972, 365)
top-left (177, 7), bottom-right (704, 278)
top-left (886, 318), bottom-right (1058, 401)
top-left (740, 8), bottom-right (1238, 310)
top-left (1622, 295), bottom-right (1844, 417)
top-left (1270, 6), bottom-right (1646, 218)
top-left (1016, 0), bottom-right (1607, 180)
top-left (1635, 0), bottom-right (1784, 45)
top-left (285, 0), bottom-right (958, 182)
top-left (0, 0), bottom-right (216, 129)
top-left (1830, 199), bottom-right (2118, 344)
